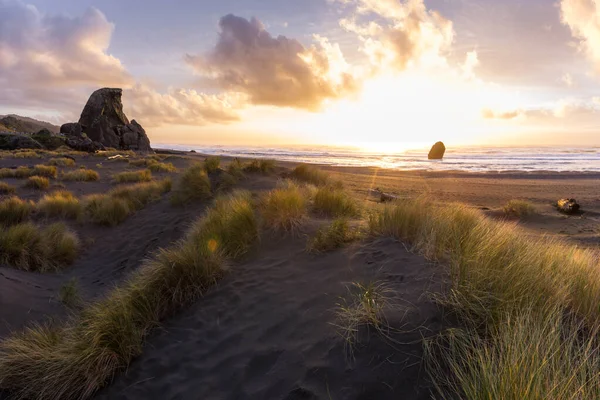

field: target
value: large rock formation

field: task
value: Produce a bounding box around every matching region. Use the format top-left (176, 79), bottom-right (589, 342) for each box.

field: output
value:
top-left (60, 88), bottom-right (152, 152)
top-left (428, 141), bottom-right (446, 160)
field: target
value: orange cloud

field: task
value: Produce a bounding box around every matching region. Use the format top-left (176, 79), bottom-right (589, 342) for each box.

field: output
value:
top-left (561, 0), bottom-right (600, 72)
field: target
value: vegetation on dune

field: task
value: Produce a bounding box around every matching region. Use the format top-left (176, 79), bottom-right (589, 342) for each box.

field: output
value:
top-left (0, 191), bottom-right (258, 400)
top-left (244, 158), bottom-right (275, 174)
top-left (307, 218), bottom-right (361, 253)
top-left (261, 182), bottom-right (307, 232)
top-left (0, 165), bottom-right (57, 179)
top-left (113, 169), bottom-right (152, 183)
top-left (502, 199), bottom-right (537, 219)
top-left (203, 156), bottom-right (221, 173)
top-left (313, 187), bottom-right (360, 218)
top-left (369, 197), bottom-right (600, 399)
top-left (0, 197), bottom-right (34, 226)
top-left (0, 222), bottom-right (79, 272)
top-left (226, 158), bottom-right (244, 179)
top-left (61, 168), bottom-right (100, 182)
top-left (291, 164), bottom-right (338, 187)
top-left (58, 278), bottom-right (82, 309)
top-left (84, 179), bottom-right (172, 226)
top-left (171, 163), bottom-right (211, 206)
top-left (129, 158), bottom-right (176, 172)
top-left (37, 191), bottom-right (82, 220)
top-left (48, 157), bottom-right (76, 167)
top-left (0, 181), bottom-right (16, 194)
top-left (11, 151), bottom-right (41, 159)
top-left (24, 176), bottom-right (50, 190)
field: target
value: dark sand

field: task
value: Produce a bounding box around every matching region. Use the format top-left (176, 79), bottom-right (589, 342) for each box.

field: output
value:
top-left (1, 150), bottom-right (599, 399)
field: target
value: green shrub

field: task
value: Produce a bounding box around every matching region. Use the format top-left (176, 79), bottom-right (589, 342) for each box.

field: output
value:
top-left (171, 163), bottom-right (211, 206)
top-left (113, 169), bottom-right (152, 183)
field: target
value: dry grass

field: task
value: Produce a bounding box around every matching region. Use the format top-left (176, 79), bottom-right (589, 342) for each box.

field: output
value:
top-left (37, 191), bottom-right (82, 220)
top-left (24, 176), bottom-right (50, 190)
top-left (244, 158), bottom-right (275, 174)
top-left (226, 158), bottom-right (244, 179)
top-left (0, 165), bottom-right (58, 179)
top-left (0, 222), bottom-right (79, 272)
top-left (503, 199), bottom-right (537, 218)
top-left (0, 191), bottom-right (258, 400)
top-left (58, 278), bottom-right (82, 309)
top-left (291, 164), bottom-right (337, 187)
top-left (261, 182), bottom-right (307, 233)
top-left (113, 169), bottom-right (152, 183)
top-left (0, 197), bottom-right (34, 226)
top-left (0, 181), bottom-right (16, 195)
top-left (171, 163), bottom-right (211, 206)
top-left (313, 187), bottom-right (360, 218)
top-left (48, 158), bottom-right (76, 167)
top-left (62, 169), bottom-right (99, 182)
top-left (11, 151), bottom-right (41, 159)
top-left (204, 156), bottom-right (221, 173)
top-left (368, 197), bottom-right (600, 399)
top-left (307, 219), bottom-right (361, 253)
top-left (129, 158), bottom-right (177, 173)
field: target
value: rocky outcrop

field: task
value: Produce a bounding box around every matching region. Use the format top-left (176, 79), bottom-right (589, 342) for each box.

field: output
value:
top-left (31, 129), bottom-right (65, 150)
top-left (428, 142), bottom-right (446, 160)
top-left (0, 133), bottom-right (43, 150)
top-left (557, 198), bottom-right (580, 214)
top-left (62, 88), bottom-right (152, 152)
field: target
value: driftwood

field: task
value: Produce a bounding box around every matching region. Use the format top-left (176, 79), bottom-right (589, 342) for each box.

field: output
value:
top-left (556, 198), bottom-right (580, 214)
top-left (368, 188), bottom-right (400, 203)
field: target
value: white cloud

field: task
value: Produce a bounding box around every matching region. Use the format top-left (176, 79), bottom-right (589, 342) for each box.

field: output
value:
top-left (560, 0), bottom-right (600, 72)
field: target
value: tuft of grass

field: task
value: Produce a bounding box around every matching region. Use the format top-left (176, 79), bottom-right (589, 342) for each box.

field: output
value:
top-left (244, 158), bottom-right (275, 174)
top-left (0, 222), bottom-right (79, 272)
top-left (313, 187), bottom-right (360, 218)
top-left (216, 172), bottom-right (238, 191)
top-left (503, 199), bottom-right (536, 219)
top-left (0, 165), bottom-right (58, 179)
top-left (32, 165), bottom-right (57, 178)
top-left (62, 169), bottom-right (99, 182)
top-left (0, 181), bottom-right (16, 194)
top-left (203, 156), bottom-right (221, 173)
top-left (48, 158), bottom-right (76, 167)
top-left (0, 192), bottom-right (258, 400)
top-left (261, 182), bottom-right (307, 233)
top-left (307, 218), bottom-right (361, 253)
top-left (58, 278), bottom-right (82, 309)
top-left (24, 176), bottom-right (49, 190)
top-left (171, 163), bottom-right (211, 206)
top-left (0, 197), bottom-right (34, 226)
top-left (37, 191), bottom-right (82, 220)
top-left (291, 164), bottom-right (335, 187)
top-left (113, 169), bottom-right (152, 183)
top-left (226, 158), bottom-right (245, 179)
top-left (147, 161), bottom-right (176, 173)
top-left (11, 151), bottom-right (41, 159)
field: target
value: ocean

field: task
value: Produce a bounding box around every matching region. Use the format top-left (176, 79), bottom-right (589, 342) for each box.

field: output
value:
top-left (156, 144), bottom-right (600, 173)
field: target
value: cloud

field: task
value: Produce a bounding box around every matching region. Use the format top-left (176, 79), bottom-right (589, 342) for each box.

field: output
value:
top-left (482, 108), bottom-right (523, 120)
top-left (124, 84), bottom-right (242, 127)
top-left (561, 72), bottom-right (574, 87)
top-left (561, 0), bottom-right (600, 72)
top-left (185, 14), bottom-right (357, 111)
top-left (337, 0), bottom-right (454, 71)
top-left (482, 97), bottom-right (600, 121)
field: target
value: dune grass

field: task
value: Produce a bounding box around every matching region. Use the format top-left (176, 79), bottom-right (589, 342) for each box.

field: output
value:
top-left (24, 176), bottom-right (50, 190)
top-left (368, 197), bottom-right (600, 399)
top-left (291, 164), bottom-right (337, 187)
top-left (129, 158), bottom-right (177, 172)
top-left (171, 163), bottom-right (211, 206)
top-left (11, 151), bottom-right (41, 159)
top-left (313, 187), bottom-right (360, 218)
top-left (307, 218), bottom-right (361, 253)
top-left (0, 181), bottom-right (16, 194)
top-left (261, 182), bottom-right (307, 232)
top-left (0, 191), bottom-right (258, 400)
top-left (0, 165), bottom-right (57, 179)
top-left (48, 158), bottom-right (76, 167)
top-left (62, 168), bottom-right (100, 182)
top-left (0, 222), bottom-right (79, 272)
top-left (84, 179), bottom-right (172, 226)
top-left (502, 199), bottom-right (536, 218)
top-left (0, 197), bottom-right (34, 226)
top-left (113, 169), bottom-right (152, 183)
top-left (58, 278), bottom-right (82, 309)
top-left (37, 191), bottom-right (82, 220)
top-left (203, 156), bottom-right (221, 173)
top-left (244, 158), bottom-right (275, 174)
top-left (226, 158), bottom-right (244, 179)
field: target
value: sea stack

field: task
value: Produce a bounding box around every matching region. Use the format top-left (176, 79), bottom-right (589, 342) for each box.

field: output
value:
top-left (428, 141), bottom-right (446, 160)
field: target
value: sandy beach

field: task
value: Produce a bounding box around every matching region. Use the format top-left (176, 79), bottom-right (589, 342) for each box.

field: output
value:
top-left (0, 149), bottom-right (598, 399)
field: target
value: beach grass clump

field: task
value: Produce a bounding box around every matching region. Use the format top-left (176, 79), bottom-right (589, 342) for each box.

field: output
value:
top-left (62, 168), bottom-right (100, 182)
top-left (261, 182), bottom-right (307, 232)
top-left (0, 181), bottom-right (16, 194)
top-left (171, 163), bottom-right (211, 206)
top-left (368, 197), bottom-right (600, 399)
top-left (0, 192), bottom-right (257, 400)
top-left (503, 199), bottom-right (536, 219)
top-left (147, 161), bottom-right (177, 173)
top-left (313, 187), bottom-right (360, 218)
top-left (226, 158), bottom-right (244, 179)
top-left (203, 156), bottom-right (221, 173)
top-left (48, 158), bottom-right (76, 167)
top-left (31, 165), bottom-right (57, 178)
top-left (58, 278), bottom-right (82, 309)
top-left (244, 158), bottom-right (275, 174)
top-left (1, 165), bottom-right (59, 179)
top-left (11, 151), bottom-right (41, 159)
top-left (307, 219), bottom-right (361, 253)
top-left (0, 222), bottom-right (79, 272)
top-left (24, 176), bottom-right (50, 190)
top-left (0, 197), bottom-right (34, 226)
top-left (109, 179), bottom-right (172, 210)
top-left (37, 191), bottom-right (82, 220)
top-left (291, 164), bottom-right (332, 187)
top-left (113, 169), bottom-right (152, 183)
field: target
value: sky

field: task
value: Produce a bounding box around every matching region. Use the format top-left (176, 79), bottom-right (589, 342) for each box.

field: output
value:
top-left (1, 0), bottom-right (600, 150)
